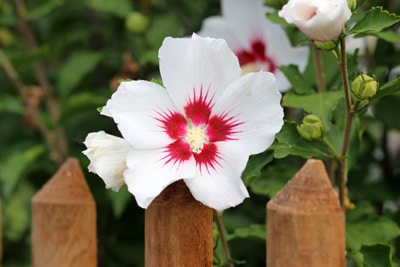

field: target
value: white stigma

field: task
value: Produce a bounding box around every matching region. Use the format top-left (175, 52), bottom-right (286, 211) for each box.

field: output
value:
top-left (184, 125), bottom-right (208, 154)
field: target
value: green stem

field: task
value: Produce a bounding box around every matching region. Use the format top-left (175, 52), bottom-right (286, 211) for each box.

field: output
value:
top-left (313, 45), bottom-right (327, 93)
top-left (213, 210), bottom-right (233, 267)
top-left (338, 37), bottom-right (354, 210)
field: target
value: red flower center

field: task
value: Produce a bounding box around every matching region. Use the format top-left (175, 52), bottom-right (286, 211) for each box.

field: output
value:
top-left (157, 87), bottom-right (242, 173)
top-left (236, 39), bottom-right (277, 73)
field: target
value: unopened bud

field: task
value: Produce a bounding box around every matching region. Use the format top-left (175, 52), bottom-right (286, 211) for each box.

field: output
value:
top-left (347, 0), bottom-right (357, 11)
top-left (125, 11), bottom-right (150, 34)
top-left (297, 114), bottom-right (324, 141)
top-left (351, 74), bottom-right (378, 101)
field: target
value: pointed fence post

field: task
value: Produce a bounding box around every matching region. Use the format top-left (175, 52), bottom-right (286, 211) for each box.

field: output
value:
top-left (267, 159), bottom-right (345, 267)
top-left (31, 158), bottom-right (97, 267)
top-left (145, 180), bottom-right (213, 267)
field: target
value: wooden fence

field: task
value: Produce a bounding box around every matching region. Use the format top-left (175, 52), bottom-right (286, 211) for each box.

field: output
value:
top-left (0, 158), bottom-right (344, 267)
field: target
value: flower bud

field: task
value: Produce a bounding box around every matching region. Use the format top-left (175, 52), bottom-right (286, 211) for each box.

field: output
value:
top-left (351, 74), bottom-right (378, 101)
top-left (347, 0), bottom-right (357, 11)
top-left (297, 114), bottom-right (324, 141)
top-left (125, 11), bottom-right (150, 34)
top-left (279, 0), bottom-right (352, 42)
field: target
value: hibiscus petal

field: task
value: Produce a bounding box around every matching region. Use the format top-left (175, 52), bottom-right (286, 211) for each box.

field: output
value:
top-left (102, 80), bottom-right (178, 149)
top-left (83, 131), bottom-right (130, 191)
top-left (124, 147), bottom-right (197, 208)
top-left (198, 17), bottom-right (243, 51)
top-left (184, 142), bottom-right (249, 210)
top-left (221, 0), bottom-right (268, 49)
top-left (158, 33), bottom-right (241, 114)
top-left (210, 71), bottom-right (283, 155)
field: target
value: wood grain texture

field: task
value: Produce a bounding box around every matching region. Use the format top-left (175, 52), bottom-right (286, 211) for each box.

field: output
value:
top-left (31, 158), bottom-right (97, 267)
top-left (145, 180), bottom-right (213, 267)
top-left (267, 159), bottom-right (345, 267)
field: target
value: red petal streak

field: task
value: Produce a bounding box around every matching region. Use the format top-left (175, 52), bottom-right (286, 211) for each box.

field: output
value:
top-left (184, 86), bottom-right (214, 126)
top-left (154, 110), bottom-right (187, 139)
top-left (162, 139), bottom-right (192, 167)
top-left (193, 143), bottom-right (221, 174)
top-left (235, 39), bottom-right (277, 73)
top-left (206, 113), bottom-right (243, 142)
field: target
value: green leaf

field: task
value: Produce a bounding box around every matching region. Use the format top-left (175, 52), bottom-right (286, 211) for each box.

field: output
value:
top-left (355, 30), bottom-right (400, 44)
top-left (374, 95), bottom-right (400, 130)
top-left (362, 244), bottom-right (393, 267)
top-left (0, 145), bottom-right (46, 198)
top-left (346, 216), bottom-right (400, 251)
top-left (3, 182), bottom-right (36, 241)
top-left (348, 7), bottom-right (400, 35)
top-left (0, 95), bottom-right (23, 114)
top-left (227, 224), bottom-right (266, 242)
top-left (107, 186), bottom-right (132, 218)
top-left (57, 52), bottom-right (103, 97)
top-left (242, 151), bottom-right (274, 186)
top-left (280, 65), bottom-right (314, 95)
top-left (26, 0), bottom-right (64, 20)
top-left (271, 121), bottom-right (331, 159)
top-left (282, 91), bottom-right (344, 131)
top-left (372, 77), bottom-right (400, 101)
top-left (250, 164), bottom-right (296, 197)
top-left (84, 0), bottom-right (133, 18)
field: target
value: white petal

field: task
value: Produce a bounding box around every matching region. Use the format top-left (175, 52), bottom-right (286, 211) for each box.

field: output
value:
top-left (82, 131), bottom-right (130, 191)
top-left (124, 148), bottom-right (197, 208)
top-left (158, 34), bottom-right (241, 113)
top-left (184, 142), bottom-right (249, 210)
top-left (198, 17), bottom-right (243, 51)
top-left (102, 80), bottom-right (177, 149)
top-left (211, 72), bottom-right (284, 155)
top-left (279, 0), bottom-right (351, 42)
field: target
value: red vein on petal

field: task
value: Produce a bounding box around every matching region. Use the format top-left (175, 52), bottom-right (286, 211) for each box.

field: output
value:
top-left (193, 143), bottom-right (222, 174)
top-left (184, 85), bottom-right (214, 126)
top-left (207, 113), bottom-right (243, 142)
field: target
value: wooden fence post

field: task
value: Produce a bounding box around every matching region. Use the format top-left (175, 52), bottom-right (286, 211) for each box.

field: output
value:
top-left (31, 158), bottom-right (97, 267)
top-left (145, 180), bottom-right (213, 267)
top-left (266, 159), bottom-right (345, 267)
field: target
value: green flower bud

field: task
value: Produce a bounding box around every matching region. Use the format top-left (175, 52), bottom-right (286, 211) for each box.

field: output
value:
top-left (314, 38), bottom-right (339, 51)
top-left (297, 114), bottom-right (324, 141)
top-left (125, 11), bottom-right (150, 34)
top-left (347, 0), bottom-right (357, 11)
top-left (351, 74), bottom-right (378, 101)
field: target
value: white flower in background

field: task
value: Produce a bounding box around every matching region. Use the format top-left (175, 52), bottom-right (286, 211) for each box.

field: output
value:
top-left (91, 34), bottom-right (284, 210)
top-left (279, 0), bottom-right (351, 42)
top-left (198, 0), bottom-right (309, 92)
top-left (83, 131), bottom-right (130, 191)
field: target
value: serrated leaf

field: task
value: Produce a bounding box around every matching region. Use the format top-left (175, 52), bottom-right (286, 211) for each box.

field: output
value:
top-left (280, 65), bottom-right (314, 95)
top-left (84, 0), bottom-right (133, 18)
top-left (57, 52), bottom-right (103, 97)
top-left (271, 121), bottom-right (331, 159)
top-left (349, 7), bottom-right (400, 35)
top-left (362, 244), bottom-right (393, 267)
top-left (241, 151), bottom-right (273, 186)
